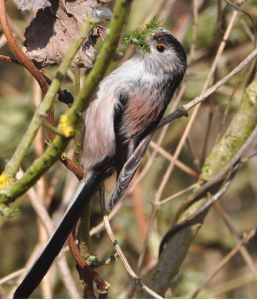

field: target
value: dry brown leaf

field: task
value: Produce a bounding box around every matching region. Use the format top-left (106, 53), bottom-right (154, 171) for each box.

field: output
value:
top-left (23, 0), bottom-right (109, 69)
top-left (17, 0), bottom-right (51, 11)
top-left (93, 25), bottom-right (106, 40)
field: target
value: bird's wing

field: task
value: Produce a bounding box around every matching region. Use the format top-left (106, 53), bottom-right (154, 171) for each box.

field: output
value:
top-left (113, 103), bottom-right (130, 178)
top-left (106, 133), bottom-right (152, 210)
top-left (110, 86), bottom-right (166, 210)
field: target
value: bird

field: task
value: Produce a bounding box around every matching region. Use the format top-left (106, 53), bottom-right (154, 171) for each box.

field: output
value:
top-left (13, 26), bottom-right (187, 298)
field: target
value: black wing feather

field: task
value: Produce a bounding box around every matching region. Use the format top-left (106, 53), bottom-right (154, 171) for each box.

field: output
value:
top-left (106, 134), bottom-right (152, 210)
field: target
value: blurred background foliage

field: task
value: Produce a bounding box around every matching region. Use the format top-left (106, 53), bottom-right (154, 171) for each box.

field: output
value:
top-left (1, 0), bottom-right (257, 298)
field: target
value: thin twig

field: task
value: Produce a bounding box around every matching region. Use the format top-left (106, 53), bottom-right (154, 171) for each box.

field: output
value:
top-left (99, 186), bottom-right (164, 299)
top-left (199, 0), bottom-right (222, 169)
top-left (44, 165), bottom-right (64, 208)
top-left (191, 228), bottom-right (256, 298)
top-left (0, 268), bottom-right (27, 286)
top-left (34, 82), bottom-right (52, 298)
top-left (0, 17), bottom-right (98, 205)
top-left (183, 123), bottom-right (257, 208)
top-left (40, 116), bottom-right (66, 137)
top-left (203, 272), bottom-right (255, 297)
top-left (159, 0), bottom-right (176, 24)
top-left (159, 161), bottom-right (240, 254)
top-left (149, 141), bottom-right (198, 178)
top-left (240, 19), bottom-right (255, 42)
top-left (68, 232), bottom-right (110, 296)
top-left (128, 11), bottom-right (199, 293)
top-left (8, 245), bottom-right (42, 298)
top-left (182, 46), bottom-right (257, 112)
top-left (214, 202), bottom-right (257, 281)
top-left (0, 0), bottom-right (55, 143)
top-left (214, 63), bottom-right (252, 144)
top-left (160, 183), bottom-right (197, 205)
top-left (225, 0), bottom-right (257, 47)
top-left (0, 1), bottom-right (48, 95)
top-left (0, 54), bottom-right (68, 100)
top-left (15, 170), bottom-right (80, 298)
top-left (154, 5), bottom-right (246, 215)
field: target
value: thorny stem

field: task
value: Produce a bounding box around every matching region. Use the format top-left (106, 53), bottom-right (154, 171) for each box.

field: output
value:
top-left (0, 0), bottom-right (52, 176)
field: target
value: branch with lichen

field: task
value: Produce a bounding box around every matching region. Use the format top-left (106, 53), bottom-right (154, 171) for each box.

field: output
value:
top-left (72, 66), bottom-right (83, 165)
top-left (0, 0), bottom-right (133, 215)
top-left (3, 17), bottom-right (98, 180)
top-left (200, 78), bottom-right (257, 181)
top-left (144, 74), bottom-right (257, 297)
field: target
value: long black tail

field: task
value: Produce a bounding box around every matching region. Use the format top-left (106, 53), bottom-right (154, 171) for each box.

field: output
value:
top-left (13, 171), bottom-right (103, 299)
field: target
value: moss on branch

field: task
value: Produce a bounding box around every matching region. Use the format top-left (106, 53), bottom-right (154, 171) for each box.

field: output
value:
top-left (201, 78), bottom-right (257, 180)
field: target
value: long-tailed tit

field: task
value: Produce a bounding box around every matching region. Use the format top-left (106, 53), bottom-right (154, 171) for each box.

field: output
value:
top-left (13, 27), bottom-right (187, 298)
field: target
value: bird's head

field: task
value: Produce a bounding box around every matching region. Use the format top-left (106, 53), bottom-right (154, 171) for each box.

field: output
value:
top-left (131, 27), bottom-right (187, 78)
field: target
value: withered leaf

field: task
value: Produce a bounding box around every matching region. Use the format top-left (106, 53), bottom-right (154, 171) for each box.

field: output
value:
top-left (17, 0), bottom-right (51, 11)
top-left (23, 0), bottom-right (109, 69)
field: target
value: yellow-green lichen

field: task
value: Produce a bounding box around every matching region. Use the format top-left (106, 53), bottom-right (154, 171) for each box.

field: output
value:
top-left (246, 81), bottom-right (257, 107)
top-left (60, 152), bottom-right (67, 160)
top-left (0, 203), bottom-right (19, 218)
top-left (59, 115), bottom-right (75, 138)
top-left (0, 173), bottom-right (15, 194)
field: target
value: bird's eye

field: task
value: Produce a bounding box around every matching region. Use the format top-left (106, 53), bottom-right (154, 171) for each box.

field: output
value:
top-left (156, 44), bottom-right (165, 53)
